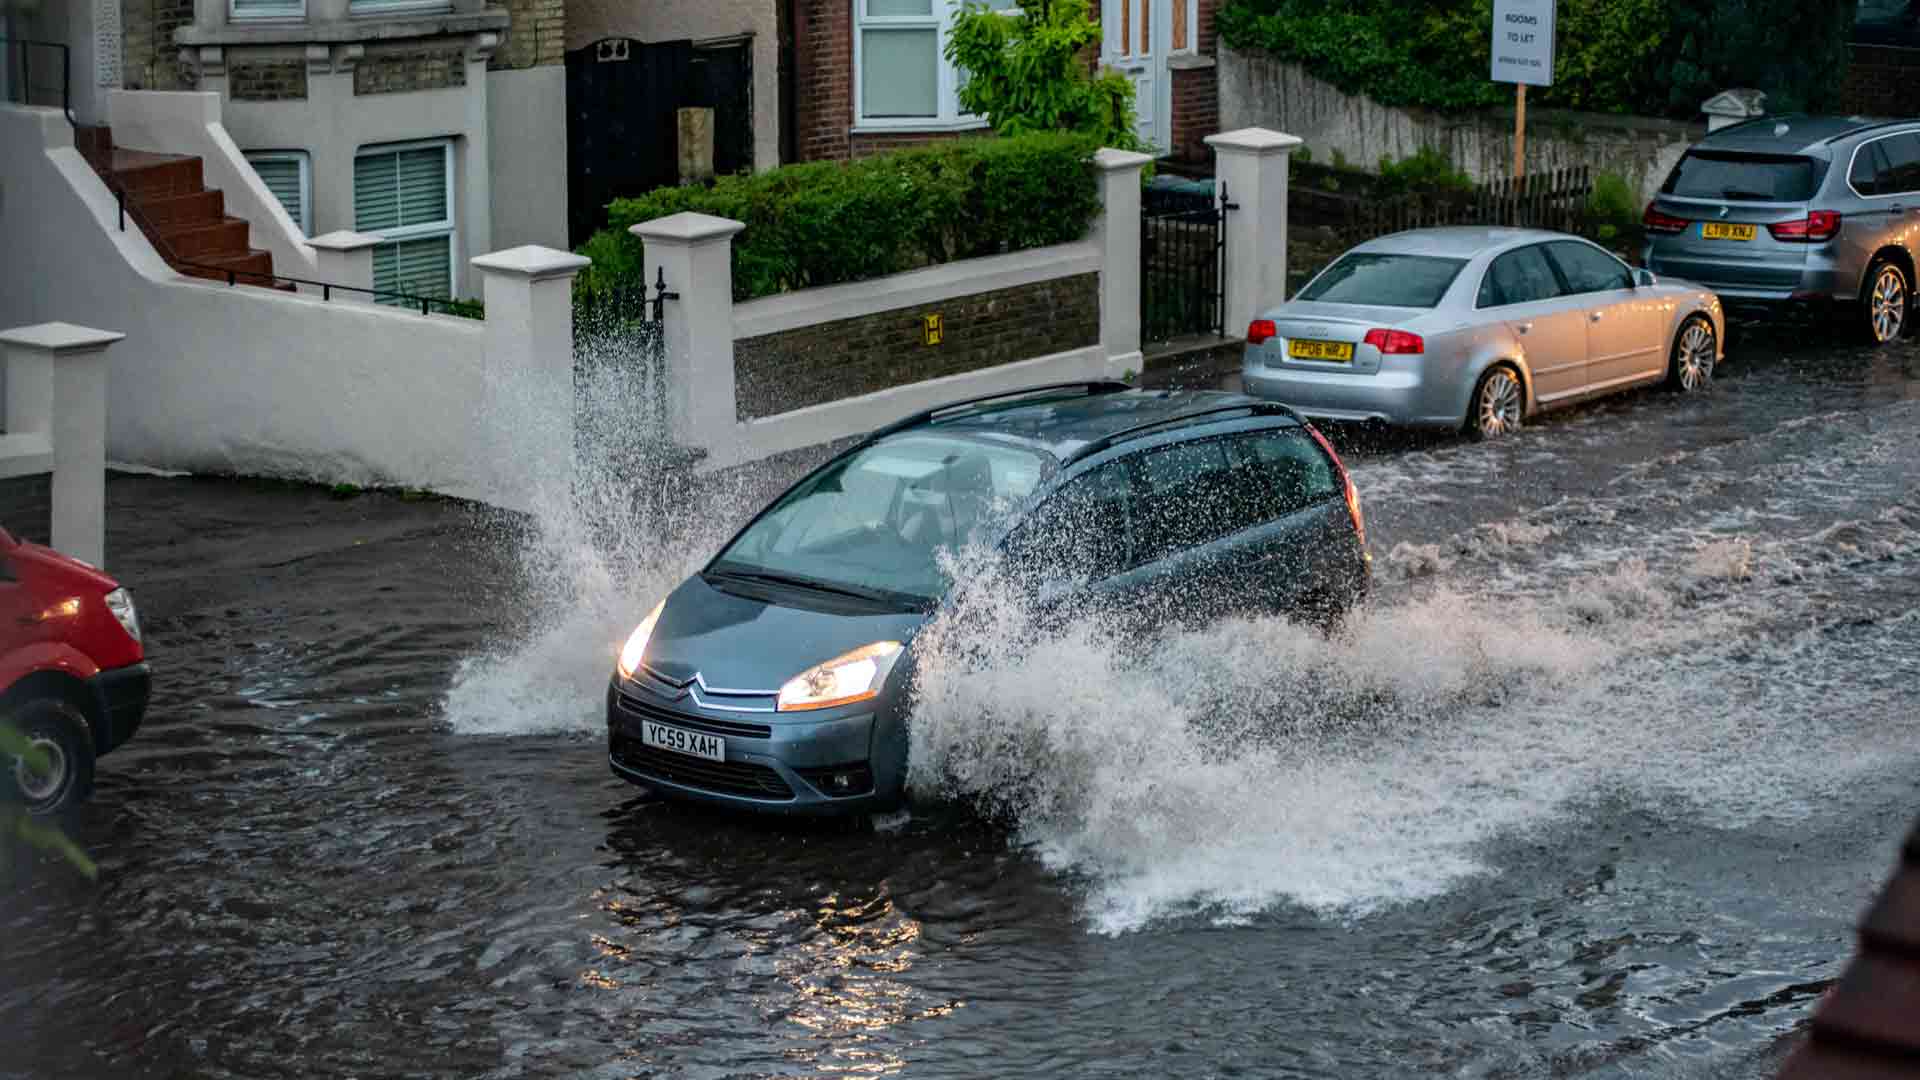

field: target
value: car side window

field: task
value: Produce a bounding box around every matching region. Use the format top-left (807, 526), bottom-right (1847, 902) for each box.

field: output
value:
top-left (1852, 140), bottom-right (1889, 196)
top-left (1877, 133), bottom-right (1920, 196)
top-left (1129, 440), bottom-right (1241, 561)
top-left (1001, 461), bottom-right (1133, 585)
top-left (1229, 430), bottom-right (1341, 519)
top-left (1477, 245), bottom-right (1563, 308)
top-left (1546, 241), bottom-right (1633, 295)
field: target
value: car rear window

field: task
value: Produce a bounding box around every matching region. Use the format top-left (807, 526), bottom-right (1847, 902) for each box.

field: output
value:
top-left (1295, 253), bottom-right (1468, 308)
top-left (1661, 151), bottom-right (1824, 202)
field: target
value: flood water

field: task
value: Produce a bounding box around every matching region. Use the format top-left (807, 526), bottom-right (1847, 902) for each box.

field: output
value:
top-left (4, 324), bottom-right (1919, 1079)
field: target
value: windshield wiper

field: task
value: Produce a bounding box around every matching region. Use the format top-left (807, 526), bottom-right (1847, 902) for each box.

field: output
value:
top-left (706, 564), bottom-right (920, 610)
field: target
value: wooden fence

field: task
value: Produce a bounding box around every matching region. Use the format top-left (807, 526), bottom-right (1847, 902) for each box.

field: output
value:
top-left (1333, 167), bottom-right (1595, 247)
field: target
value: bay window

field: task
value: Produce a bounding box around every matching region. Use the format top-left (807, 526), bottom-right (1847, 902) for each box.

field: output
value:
top-left (854, 0), bottom-right (1014, 129)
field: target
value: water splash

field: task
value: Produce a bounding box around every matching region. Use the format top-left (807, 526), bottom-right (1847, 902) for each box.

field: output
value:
top-left (443, 332), bottom-right (758, 735)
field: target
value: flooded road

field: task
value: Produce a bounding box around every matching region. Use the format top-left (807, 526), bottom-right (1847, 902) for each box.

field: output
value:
top-left (4, 326), bottom-right (1918, 1079)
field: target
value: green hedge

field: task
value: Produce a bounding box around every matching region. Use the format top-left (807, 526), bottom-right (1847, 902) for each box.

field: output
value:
top-left (1216, 0), bottom-right (1855, 118)
top-left (577, 132), bottom-right (1104, 301)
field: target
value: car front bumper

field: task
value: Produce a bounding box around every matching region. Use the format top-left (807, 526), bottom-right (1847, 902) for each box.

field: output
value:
top-left (604, 679), bottom-right (901, 816)
top-left (88, 661), bottom-right (150, 756)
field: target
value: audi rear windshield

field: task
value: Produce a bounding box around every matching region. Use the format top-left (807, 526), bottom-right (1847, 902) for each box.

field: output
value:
top-left (1295, 253), bottom-right (1468, 308)
top-left (1661, 151), bottom-right (1826, 202)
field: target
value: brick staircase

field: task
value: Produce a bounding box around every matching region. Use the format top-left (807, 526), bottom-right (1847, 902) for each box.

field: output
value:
top-left (74, 125), bottom-right (292, 290)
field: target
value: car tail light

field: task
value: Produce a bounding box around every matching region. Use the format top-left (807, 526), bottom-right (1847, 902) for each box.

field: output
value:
top-left (1362, 328), bottom-right (1424, 355)
top-left (1247, 319), bottom-right (1277, 345)
top-left (1304, 422), bottom-right (1366, 549)
top-left (1768, 210), bottom-right (1841, 242)
top-left (1643, 203), bottom-right (1690, 234)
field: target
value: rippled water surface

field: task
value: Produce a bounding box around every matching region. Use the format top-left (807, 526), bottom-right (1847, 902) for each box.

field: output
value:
top-left (3, 328), bottom-right (1917, 1079)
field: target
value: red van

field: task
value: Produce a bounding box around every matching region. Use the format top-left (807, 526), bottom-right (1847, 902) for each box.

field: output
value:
top-left (0, 528), bottom-right (148, 817)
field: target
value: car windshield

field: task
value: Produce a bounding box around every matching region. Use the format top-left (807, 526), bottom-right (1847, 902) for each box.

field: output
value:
top-left (1295, 253), bottom-right (1467, 308)
top-left (710, 433), bottom-right (1050, 605)
top-left (1662, 151), bottom-right (1822, 201)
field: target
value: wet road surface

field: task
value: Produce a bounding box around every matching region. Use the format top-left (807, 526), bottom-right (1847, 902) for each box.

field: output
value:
top-left (2, 323), bottom-right (1918, 1079)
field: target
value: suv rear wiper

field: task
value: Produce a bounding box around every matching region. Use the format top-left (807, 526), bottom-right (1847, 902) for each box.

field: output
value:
top-left (706, 564), bottom-right (920, 610)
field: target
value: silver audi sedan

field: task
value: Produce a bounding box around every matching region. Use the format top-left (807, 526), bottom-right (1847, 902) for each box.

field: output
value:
top-left (1242, 227), bottom-right (1726, 437)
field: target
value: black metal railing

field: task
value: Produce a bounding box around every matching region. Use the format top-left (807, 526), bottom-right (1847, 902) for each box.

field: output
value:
top-left (1, 38), bottom-right (74, 124)
top-left (5, 36), bottom-right (477, 317)
top-left (1140, 179), bottom-right (1230, 344)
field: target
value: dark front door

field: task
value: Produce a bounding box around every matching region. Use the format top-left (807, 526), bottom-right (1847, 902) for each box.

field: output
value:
top-left (566, 35), bottom-right (758, 249)
top-left (566, 37), bottom-right (692, 250)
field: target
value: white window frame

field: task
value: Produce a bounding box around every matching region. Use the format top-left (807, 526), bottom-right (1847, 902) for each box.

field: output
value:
top-left (354, 137), bottom-right (457, 299)
top-left (348, 0), bottom-right (454, 17)
top-left (851, 0), bottom-right (995, 133)
top-left (229, 0), bottom-right (304, 21)
top-left (244, 149), bottom-right (312, 236)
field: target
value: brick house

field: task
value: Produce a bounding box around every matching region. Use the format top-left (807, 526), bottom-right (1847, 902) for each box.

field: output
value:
top-left (5, 0), bottom-right (571, 299)
top-left (787, 0), bottom-right (1219, 165)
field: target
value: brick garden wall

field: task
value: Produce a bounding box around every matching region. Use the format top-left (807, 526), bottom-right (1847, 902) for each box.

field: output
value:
top-left (0, 473), bottom-right (52, 547)
top-left (733, 273), bottom-right (1100, 419)
top-left (1841, 45), bottom-right (1920, 118)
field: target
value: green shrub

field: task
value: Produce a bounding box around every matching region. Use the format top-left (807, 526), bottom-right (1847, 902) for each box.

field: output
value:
top-left (579, 132), bottom-right (1103, 301)
top-left (1217, 0), bottom-right (1851, 119)
top-left (947, 0), bottom-right (1144, 151)
top-left (1377, 147), bottom-right (1473, 195)
top-left (1588, 172), bottom-right (1639, 227)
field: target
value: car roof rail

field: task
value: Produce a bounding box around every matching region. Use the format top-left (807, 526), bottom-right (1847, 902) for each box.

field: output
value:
top-left (1061, 400), bottom-right (1303, 466)
top-left (1819, 117), bottom-right (1915, 145)
top-left (861, 380), bottom-right (1135, 442)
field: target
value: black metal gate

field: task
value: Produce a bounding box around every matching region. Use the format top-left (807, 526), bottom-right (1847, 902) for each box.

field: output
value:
top-left (565, 35), bottom-right (755, 249)
top-left (1140, 182), bottom-right (1228, 344)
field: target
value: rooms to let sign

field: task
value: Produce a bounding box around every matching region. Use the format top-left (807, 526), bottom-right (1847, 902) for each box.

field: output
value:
top-left (1490, 0), bottom-right (1556, 87)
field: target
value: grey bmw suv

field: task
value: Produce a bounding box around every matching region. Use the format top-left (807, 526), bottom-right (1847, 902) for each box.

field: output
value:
top-left (604, 383), bottom-right (1371, 815)
top-left (1642, 114), bottom-right (1920, 344)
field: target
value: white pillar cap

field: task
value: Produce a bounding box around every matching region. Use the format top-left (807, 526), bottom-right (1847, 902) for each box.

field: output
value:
top-left (0, 323), bottom-right (126, 354)
top-left (1093, 148), bottom-right (1155, 172)
top-left (630, 212), bottom-right (747, 245)
top-left (1205, 128), bottom-right (1305, 156)
top-left (308, 230), bottom-right (385, 253)
top-left (470, 245), bottom-right (592, 282)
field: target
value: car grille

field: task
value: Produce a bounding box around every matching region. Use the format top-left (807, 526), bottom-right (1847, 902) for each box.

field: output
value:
top-left (611, 734), bottom-right (794, 800)
top-left (615, 690), bottom-right (774, 739)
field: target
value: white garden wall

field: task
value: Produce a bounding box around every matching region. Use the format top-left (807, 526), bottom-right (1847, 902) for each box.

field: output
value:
top-left (0, 103), bottom-right (578, 511)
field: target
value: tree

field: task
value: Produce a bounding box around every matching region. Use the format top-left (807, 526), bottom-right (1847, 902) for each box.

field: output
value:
top-left (945, 0), bottom-right (1147, 151)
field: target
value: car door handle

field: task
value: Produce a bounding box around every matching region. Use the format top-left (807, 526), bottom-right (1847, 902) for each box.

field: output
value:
top-left (1515, 322), bottom-right (1532, 334)
top-left (1590, 312), bottom-right (1604, 322)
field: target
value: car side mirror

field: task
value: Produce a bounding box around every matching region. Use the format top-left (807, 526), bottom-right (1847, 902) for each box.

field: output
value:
top-left (1633, 268), bottom-right (1658, 288)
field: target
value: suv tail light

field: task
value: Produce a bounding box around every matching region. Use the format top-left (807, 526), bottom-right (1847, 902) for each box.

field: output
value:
top-left (1363, 328), bottom-right (1424, 355)
top-left (1643, 203), bottom-right (1690, 234)
top-left (1304, 422), bottom-right (1366, 549)
top-left (1768, 210), bottom-right (1841, 243)
top-left (1247, 319), bottom-right (1277, 345)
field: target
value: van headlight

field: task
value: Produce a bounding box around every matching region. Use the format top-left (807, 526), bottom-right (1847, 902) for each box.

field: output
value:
top-left (776, 641), bottom-right (903, 712)
top-left (105, 588), bottom-right (141, 644)
top-left (616, 600), bottom-right (665, 680)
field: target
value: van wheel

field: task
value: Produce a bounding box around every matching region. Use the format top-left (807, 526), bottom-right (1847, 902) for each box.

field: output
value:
top-left (3, 700), bottom-right (95, 818)
top-left (1667, 315), bottom-right (1716, 392)
top-left (1467, 365), bottom-right (1524, 440)
top-left (1861, 258), bottom-right (1910, 345)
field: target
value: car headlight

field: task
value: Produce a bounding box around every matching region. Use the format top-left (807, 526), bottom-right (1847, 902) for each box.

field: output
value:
top-left (776, 641), bottom-right (903, 712)
top-left (105, 588), bottom-right (141, 644)
top-left (617, 600), bottom-right (665, 680)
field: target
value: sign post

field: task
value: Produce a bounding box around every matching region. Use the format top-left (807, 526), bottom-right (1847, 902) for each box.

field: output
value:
top-left (1490, 0), bottom-right (1555, 179)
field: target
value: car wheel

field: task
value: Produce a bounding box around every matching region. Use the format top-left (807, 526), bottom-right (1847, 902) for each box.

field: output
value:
top-left (3, 699), bottom-right (95, 818)
top-left (1467, 365), bottom-right (1524, 440)
top-left (1862, 258), bottom-right (1910, 345)
top-left (1667, 315), bottom-right (1716, 392)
